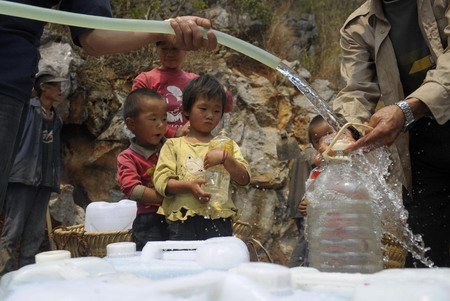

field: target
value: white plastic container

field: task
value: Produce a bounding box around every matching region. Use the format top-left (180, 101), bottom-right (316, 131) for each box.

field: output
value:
top-left (84, 199), bottom-right (137, 232)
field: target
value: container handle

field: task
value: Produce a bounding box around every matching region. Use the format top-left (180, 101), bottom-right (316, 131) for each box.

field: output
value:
top-left (322, 122), bottom-right (373, 162)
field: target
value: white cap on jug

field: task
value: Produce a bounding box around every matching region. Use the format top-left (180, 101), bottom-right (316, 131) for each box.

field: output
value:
top-left (106, 242), bottom-right (136, 257)
top-left (35, 250), bottom-right (71, 263)
top-left (230, 262), bottom-right (292, 295)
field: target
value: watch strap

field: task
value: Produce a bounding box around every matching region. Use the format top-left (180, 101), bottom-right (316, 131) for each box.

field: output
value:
top-left (394, 100), bottom-right (415, 132)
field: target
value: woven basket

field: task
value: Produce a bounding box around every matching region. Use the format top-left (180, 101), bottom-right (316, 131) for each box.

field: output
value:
top-left (52, 224), bottom-right (132, 258)
top-left (381, 233), bottom-right (407, 269)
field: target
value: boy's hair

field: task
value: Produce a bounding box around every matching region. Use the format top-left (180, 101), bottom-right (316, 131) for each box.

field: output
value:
top-left (123, 88), bottom-right (164, 119)
top-left (182, 74), bottom-right (227, 119)
top-left (307, 115), bottom-right (326, 143)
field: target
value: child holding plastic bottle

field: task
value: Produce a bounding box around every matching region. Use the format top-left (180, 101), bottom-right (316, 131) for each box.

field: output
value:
top-left (132, 40), bottom-right (233, 138)
top-left (116, 88), bottom-right (169, 250)
top-left (153, 75), bottom-right (250, 240)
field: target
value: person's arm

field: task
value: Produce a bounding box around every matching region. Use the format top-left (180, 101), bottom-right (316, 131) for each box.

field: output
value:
top-left (78, 17), bottom-right (217, 56)
top-left (203, 142), bottom-right (250, 186)
top-left (165, 178), bottom-right (211, 203)
top-left (343, 9), bottom-right (450, 151)
top-left (116, 152), bottom-right (162, 205)
top-left (346, 97), bottom-right (429, 151)
top-left (224, 90), bottom-right (234, 113)
top-left (407, 8), bottom-right (450, 125)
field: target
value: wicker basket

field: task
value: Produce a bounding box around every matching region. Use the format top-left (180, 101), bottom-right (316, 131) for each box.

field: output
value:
top-left (52, 224), bottom-right (132, 258)
top-left (382, 233), bottom-right (408, 269)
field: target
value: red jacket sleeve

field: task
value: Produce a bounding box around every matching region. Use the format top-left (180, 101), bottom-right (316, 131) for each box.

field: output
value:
top-left (117, 152), bottom-right (142, 198)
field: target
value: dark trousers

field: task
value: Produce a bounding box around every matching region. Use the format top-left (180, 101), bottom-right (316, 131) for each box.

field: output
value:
top-left (167, 215), bottom-right (233, 241)
top-left (0, 95), bottom-right (28, 212)
top-left (405, 118), bottom-right (450, 267)
top-left (132, 213), bottom-right (169, 251)
top-left (0, 183), bottom-right (52, 275)
top-left (288, 217), bottom-right (309, 267)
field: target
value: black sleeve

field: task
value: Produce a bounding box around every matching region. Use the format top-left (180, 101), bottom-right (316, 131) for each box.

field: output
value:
top-left (59, 0), bottom-right (113, 47)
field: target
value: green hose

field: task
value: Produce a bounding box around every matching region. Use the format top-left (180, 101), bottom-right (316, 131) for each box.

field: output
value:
top-left (0, 1), bottom-right (281, 69)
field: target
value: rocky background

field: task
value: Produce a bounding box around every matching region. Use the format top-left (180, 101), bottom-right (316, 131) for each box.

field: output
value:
top-left (43, 0), bottom-right (356, 265)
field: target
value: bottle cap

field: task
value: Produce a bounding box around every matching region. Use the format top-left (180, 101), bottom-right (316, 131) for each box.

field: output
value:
top-left (230, 262), bottom-right (292, 295)
top-left (35, 250), bottom-right (71, 263)
top-left (106, 242), bottom-right (136, 257)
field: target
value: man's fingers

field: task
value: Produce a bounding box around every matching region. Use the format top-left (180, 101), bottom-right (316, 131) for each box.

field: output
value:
top-left (205, 30), bottom-right (217, 50)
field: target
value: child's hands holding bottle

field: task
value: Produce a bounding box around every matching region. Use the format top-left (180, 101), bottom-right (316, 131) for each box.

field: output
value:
top-left (190, 178), bottom-right (212, 203)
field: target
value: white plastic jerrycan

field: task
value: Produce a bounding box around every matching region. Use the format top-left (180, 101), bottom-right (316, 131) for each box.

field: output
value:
top-left (84, 199), bottom-right (137, 232)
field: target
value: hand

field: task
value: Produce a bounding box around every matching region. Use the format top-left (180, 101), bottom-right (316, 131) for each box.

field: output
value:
top-left (168, 16), bottom-right (217, 51)
top-left (175, 122), bottom-right (190, 137)
top-left (204, 148), bottom-right (227, 170)
top-left (345, 105), bottom-right (404, 152)
top-left (297, 200), bottom-right (308, 217)
top-left (190, 179), bottom-right (212, 203)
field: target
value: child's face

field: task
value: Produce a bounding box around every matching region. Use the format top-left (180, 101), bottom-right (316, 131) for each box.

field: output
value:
top-left (186, 96), bottom-right (223, 134)
top-left (158, 41), bottom-right (186, 70)
top-left (310, 121), bottom-right (334, 151)
top-left (127, 97), bottom-right (167, 147)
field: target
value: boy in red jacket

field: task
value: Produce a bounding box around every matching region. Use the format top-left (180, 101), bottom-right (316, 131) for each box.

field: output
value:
top-left (116, 88), bottom-right (168, 250)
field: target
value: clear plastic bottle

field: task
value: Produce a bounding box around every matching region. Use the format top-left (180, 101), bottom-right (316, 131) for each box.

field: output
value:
top-left (204, 130), bottom-right (234, 207)
top-left (306, 139), bottom-right (383, 274)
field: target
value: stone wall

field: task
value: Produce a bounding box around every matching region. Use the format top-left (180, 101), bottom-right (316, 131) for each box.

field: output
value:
top-left (40, 2), bottom-right (336, 265)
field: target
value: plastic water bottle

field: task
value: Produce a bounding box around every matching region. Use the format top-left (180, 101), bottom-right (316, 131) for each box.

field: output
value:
top-left (306, 137), bottom-right (383, 274)
top-left (204, 130), bottom-right (233, 207)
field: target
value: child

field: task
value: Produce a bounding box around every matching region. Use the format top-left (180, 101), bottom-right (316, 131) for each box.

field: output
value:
top-left (116, 88), bottom-right (169, 250)
top-left (153, 75), bottom-right (250, 240)
top-left (288, 115), bottom-right (334, 267)
top-left (292, 115), bottom-right (355, 266)
top-left (0, 71), bottom-right (65, 275)
top-left (132, 40), bottom-right (233, 138)
top-left (298, 115), bottom-right (336, 217)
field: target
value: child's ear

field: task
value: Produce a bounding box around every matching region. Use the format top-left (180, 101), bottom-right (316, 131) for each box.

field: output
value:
top-left (124, 117), bottom-right (135, 131)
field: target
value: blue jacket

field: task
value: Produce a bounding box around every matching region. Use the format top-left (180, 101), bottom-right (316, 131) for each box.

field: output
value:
top-left (8, 97), bottom-right (62, 192)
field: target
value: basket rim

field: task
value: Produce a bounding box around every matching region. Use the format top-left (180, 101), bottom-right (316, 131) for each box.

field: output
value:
top-left (52, 224), bottom-right (131, 236)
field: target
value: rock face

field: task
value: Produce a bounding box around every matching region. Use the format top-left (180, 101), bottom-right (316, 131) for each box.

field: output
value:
top-left (39, 2), bottom-right (335, 265)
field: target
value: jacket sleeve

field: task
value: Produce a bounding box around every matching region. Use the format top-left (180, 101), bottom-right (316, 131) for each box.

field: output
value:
top-left (153, 139), bottom-right (178, 197)
top-left (409, 8), bottom-right (450, 124)
top-left (332, 23), bottom-right (381, 124)
top-left (116, 152), bottom-right (142, 198)
top-left (231, 141), bottom-right (251, 186)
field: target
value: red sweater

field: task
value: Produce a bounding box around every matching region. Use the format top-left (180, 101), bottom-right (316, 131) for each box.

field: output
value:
top-left (117, 147), bottom-right (159, 214)
top-left (133, 68), bottom-right (234, 137)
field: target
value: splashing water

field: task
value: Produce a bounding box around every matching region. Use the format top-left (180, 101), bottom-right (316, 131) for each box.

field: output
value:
top-left (276, 62), bottom-right (434, 267)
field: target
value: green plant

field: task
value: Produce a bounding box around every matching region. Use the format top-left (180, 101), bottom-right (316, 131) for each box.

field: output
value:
top-left (230, 0), bottom-right (273, 28)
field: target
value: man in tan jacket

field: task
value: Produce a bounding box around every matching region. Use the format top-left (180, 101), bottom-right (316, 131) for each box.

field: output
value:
top-left (333, 0), bottom-right (450, 267)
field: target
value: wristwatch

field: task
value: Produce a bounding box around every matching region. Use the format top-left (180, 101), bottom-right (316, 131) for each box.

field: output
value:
top-left (395, 100), bottom-right (415, 132)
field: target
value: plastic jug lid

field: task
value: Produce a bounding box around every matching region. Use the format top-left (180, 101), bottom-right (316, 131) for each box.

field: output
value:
top-left (35, 250), bottom-right (71, 263)
top-left (230, 262), bottom-right (292, 294)
top-left (106, 242), bottom-right (136, 257)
